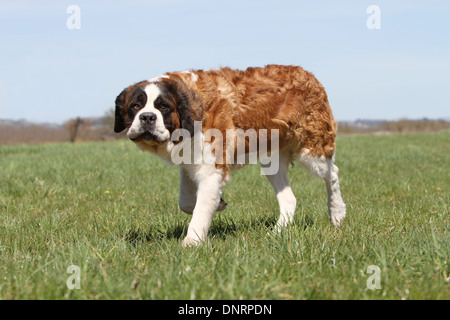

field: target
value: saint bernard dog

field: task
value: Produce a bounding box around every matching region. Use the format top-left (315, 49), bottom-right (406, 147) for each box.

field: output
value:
top-left (114, 64), bottom-right (346, 247)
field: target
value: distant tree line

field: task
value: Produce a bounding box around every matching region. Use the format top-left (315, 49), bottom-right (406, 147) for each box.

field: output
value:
top-left (62, 109), bottom-right (125, 143)
top-left (1, 112), bottom-right (449, 145)
top-left (338, 119), bottom-right (450, 135)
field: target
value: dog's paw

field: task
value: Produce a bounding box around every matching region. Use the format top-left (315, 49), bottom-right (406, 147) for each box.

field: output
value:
top-left (182, 236), bottom-right (201, 247)
top-left (330, 204), bottom-right (346, 227)
top-left (269, 222), bottom-right (291, 235)
top-left (216, 197), bottom-right (228, 212)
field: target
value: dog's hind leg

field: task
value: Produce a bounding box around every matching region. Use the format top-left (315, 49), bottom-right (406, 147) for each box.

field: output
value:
top-left (298, 150), bottom-right (346, 226)
top-left (179, 167), bottom-right (197, 214)
top-left (264, 152), bottom-right (297, 231)
top-left (217, 197), bottom-right (228, 212)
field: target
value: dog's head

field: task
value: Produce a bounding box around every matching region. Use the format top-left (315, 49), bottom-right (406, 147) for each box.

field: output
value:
top-left (114, 78), bottom-right (195, 145)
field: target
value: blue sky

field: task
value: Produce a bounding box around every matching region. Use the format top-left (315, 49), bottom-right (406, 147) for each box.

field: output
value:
top-left (0, 0), bottom-right (449, 123)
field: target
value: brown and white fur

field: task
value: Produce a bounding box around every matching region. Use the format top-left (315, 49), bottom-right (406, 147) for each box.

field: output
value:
top-left (114, 64), bottom-right (346, 247)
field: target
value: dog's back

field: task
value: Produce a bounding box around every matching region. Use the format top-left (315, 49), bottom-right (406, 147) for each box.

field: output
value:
top-left (186, 64), bottom-right (337, 159)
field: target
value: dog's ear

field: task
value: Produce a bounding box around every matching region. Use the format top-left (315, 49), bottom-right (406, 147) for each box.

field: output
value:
top-left (114, 90), bottom-right (126, 133)
top-left (176, 89), bottom-right (195, 136)
top-left (164, 80), bottom-right (195, 136)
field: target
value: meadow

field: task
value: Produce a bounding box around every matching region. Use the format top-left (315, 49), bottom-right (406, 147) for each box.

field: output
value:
top-left (0, 131), bottom-right (448, 299)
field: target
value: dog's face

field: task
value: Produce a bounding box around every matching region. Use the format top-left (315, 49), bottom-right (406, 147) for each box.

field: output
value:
top-left (114, 79), bottom-right (194, 145)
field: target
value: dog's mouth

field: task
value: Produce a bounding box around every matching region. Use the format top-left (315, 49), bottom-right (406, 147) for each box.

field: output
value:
top-left (130, 131), bottom-right (158, 143)
top-left (127, 126), bottom-right (171, 145)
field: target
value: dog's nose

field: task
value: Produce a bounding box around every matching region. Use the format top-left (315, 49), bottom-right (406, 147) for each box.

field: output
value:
top-left (139, 112), bottom-right (157, 123)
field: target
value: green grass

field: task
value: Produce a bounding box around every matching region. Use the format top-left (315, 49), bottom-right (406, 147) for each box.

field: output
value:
top-left (0, 132), bottom-right (449, 300)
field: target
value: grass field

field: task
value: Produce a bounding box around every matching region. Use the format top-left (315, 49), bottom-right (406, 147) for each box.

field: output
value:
top-left (0, 132), bottom-right (448, 300)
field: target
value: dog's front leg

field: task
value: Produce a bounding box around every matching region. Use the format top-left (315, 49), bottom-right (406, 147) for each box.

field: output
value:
top-left (182, 166), bottom-right (224, 247)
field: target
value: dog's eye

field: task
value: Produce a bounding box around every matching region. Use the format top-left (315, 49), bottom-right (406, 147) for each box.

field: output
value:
top-left (132, 104), bottom-right (140, 110)
top-left (159, 104), bottom-right (168, 110)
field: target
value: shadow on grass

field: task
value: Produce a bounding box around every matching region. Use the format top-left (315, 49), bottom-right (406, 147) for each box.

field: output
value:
top-left (124, 223), bottom-right (186, 244)
top-left (124, 212), bottom-right (314, 244)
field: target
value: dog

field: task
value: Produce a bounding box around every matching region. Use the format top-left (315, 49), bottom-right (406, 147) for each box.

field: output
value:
top-left (114, 64), bottom-right (346, 246)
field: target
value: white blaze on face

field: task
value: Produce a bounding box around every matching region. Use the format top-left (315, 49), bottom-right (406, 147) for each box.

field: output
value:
top-left (127, 83), bottom-right (171, 142)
